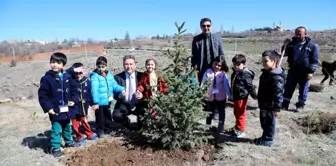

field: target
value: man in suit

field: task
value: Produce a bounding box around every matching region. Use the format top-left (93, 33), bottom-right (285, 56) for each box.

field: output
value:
top-left (113, 55), bottom-right (144, 129)
top-left (191, 18), bottom-right (225, 83)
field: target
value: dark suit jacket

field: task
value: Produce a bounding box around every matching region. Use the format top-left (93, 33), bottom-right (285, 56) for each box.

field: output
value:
top-left (191, 33), bottom-right (224, 71)
top-left (113, 71), bottom-right (143, 108)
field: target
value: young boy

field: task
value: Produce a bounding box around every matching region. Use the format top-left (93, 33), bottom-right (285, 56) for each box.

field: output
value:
top-left (90, 56), bottom-right (125, 138)
top-left (230, 54), bottom-right (257, 138)
top-left (38, 52), bottom-right (81, 158)
top-left (66, 63), bottom-right (98, 143)
top-left (256, 50), bottom-right (285, 146)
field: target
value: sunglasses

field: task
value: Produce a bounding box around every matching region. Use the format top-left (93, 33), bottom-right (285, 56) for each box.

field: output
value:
top-left (202, 24), bottom-right (211, 28)
top-left (75, 72), bottom-right (83, 75)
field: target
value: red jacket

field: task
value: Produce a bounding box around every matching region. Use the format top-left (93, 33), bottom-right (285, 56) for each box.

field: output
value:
top-left (137, 72), bottom-right (168, 98)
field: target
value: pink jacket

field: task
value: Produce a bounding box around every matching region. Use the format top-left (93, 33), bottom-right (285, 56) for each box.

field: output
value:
top-left (201, 69), bottom-right (232, 101)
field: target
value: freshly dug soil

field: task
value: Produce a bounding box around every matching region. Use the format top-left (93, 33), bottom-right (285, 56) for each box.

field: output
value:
top-left (61, 138), bottom-right (214, 166)
top-left (298, 111), bottom-right (336, 134)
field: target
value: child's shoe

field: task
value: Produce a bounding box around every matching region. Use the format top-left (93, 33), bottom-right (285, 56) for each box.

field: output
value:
top-left (77, 137), bottom-right (87, 144)
top-left (217, 121), bottom-right (224, 134)
top-left (255, 137), bottom-right (273, 147)
top-left (88, 134), bottom-right (99, 141)
top-left (51, 148), bottom-right (64, 158)
top-left (234, 130), bottom-right (246, 138)
top-left (229, 128), bottom-right (246, 138)
top-left (65, 141), bottom-right (81, 148)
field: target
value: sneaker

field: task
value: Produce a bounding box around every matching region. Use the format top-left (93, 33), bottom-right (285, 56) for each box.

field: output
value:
top-left (255, 137), bottom-right (273, 147)
top-left (295, 103), bottom-right (305, 112)
top-left (65, 141), bottom-right (81, 148)
top-left (88, 134), bottom-right (98, 141)
top-left (234, 131), bottom-right (246, 138)
top-left (77, 137), bottom-right (87, 144)
top-left (51, 148), bottom-right (64, 158)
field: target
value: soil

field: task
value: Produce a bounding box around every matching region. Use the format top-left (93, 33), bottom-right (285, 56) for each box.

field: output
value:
top-left (61, 138), bottom-right (215, 166)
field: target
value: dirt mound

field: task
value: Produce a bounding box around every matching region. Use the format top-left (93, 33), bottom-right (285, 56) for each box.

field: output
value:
top-left (61, 139), bottom-right (214, 166)
top-left (298, 111), bottom-right (336, 134)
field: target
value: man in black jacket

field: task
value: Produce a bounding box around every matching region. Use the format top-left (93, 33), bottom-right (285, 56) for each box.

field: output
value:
top-left (113, 55), bottom-right (144, 129)
top-left (191, 18), bottom-right (225, 83)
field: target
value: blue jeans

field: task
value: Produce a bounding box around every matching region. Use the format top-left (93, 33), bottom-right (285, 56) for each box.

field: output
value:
top-left (283, 70), bottom-right (309, 107)
top-left (260, 110), bottom-right (276, 141)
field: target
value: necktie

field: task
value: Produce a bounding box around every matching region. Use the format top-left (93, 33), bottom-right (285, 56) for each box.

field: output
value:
top-left (206, 36), bottom-right (211, 65)
top-left (128, 75), bottom-right (134, 102)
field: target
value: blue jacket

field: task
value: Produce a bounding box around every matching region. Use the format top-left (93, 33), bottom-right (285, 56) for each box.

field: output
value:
top-left (257, 67), bottom-right (285, 112)
top-left (66, 68), bottom-right (93, 116)
top-left (38, 70), bottom-right (79, 121)
top-left (90, 69), bottom-right (125, 106)
top-left (284, 37), bottom-right (319, 73)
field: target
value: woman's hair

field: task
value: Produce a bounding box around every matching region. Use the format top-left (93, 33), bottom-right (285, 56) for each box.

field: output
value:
top-left (221, 59), bottom-right (229, 72)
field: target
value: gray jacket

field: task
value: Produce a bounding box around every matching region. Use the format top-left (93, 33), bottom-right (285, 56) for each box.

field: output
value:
top-left (191, 33), bottom-right (224, 71)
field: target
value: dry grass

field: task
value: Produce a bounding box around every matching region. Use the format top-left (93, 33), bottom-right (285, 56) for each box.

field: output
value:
top-left (298, 111), bottom-right (336, 134)
top-left (0, 41), bottom-right (336, 165)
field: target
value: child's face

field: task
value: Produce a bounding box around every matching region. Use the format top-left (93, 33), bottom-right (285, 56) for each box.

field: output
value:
top-left (97, 64), bottom-right (107, 73)
top-left (146, 60), bottom-right (156, 73)
top-left (262, 56), bottom-right (277, 70)
top-left (233, 62), bottom-right (245, 72)
top-left (212, 61), bottom-right (222, 72)
top-left (50, 60), bottom-right (64, 73)
top-left (75, 67), bottom-right (84, 80)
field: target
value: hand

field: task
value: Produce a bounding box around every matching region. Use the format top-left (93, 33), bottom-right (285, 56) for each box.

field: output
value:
top-left (274, 112), bottom-right (280, 118)
top-left (73, 67), bottom-right (84, 73)
top-left (307, 73), bottom-right (313, 80)
top-left (250, 91), bottom-right (257, 100)
top-left (68, 101), bottom-right (75, 106)
top-left (91, 105), bottom-right (99, 111)
top-left (48, 109), bottom-right (56, 115)
top-left (136, 90), bottom-right (143, 99)
top-left (121, 90), bottom-right (126, 97)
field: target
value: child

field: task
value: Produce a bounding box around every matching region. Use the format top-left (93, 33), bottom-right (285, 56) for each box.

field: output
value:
top-left (136, 57), bottom-right (168, 117)
top-left (256, 50), bottom-right (285, 146)
top-left (90, 56), bottom-right (125, 138)
top-left (66, 62), bottom-right (98, 143)
top-left (38, 52), bottom-right (81, 158)
top-left (201, 57), bottom-right (231, 133)
top-left (230, 54), bottom-right (257, 138)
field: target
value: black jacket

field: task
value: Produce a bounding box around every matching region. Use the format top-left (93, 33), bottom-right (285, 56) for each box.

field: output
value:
top-left (113, 71), bottom-right (143, 106)
top-left (257, 67), bottom-right (285, 112)
top-left (231, 67), bottom-right (256, 100)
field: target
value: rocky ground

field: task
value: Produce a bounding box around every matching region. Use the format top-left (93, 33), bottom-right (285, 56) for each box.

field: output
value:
top-left (0, 45), bottom-right (335, 166)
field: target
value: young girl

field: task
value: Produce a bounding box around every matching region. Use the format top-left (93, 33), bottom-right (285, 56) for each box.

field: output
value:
top-left (136, 57), bottom-right (168, 117)
top-left (201, 57), bottom-right (232, 133)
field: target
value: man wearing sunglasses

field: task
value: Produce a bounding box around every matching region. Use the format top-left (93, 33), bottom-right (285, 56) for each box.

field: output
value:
top-left (191, 18), bottom-right (225, 84)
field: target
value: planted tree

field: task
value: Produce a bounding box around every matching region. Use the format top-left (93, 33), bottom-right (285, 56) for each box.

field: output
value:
top-left (140, 22), bottom-right (212, 149)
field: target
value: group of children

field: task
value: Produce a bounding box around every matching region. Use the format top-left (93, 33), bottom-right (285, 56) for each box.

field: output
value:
top-left (38, 49), bottom-right (284, 158)
top-left (200, 50), bottom-right (284, 147)
top-left (38, 53), bottom-right (167, 158)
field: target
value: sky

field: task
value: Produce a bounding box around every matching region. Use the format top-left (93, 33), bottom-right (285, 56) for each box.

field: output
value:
top-left (0, 0), bottom-right (335, 41)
